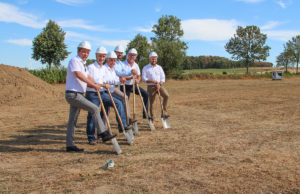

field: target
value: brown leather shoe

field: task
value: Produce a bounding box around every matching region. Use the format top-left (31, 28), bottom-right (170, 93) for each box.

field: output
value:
top-left (164, 112), bottom-right (170, 118)
top-left (129, 118), bottom-right (137, 124)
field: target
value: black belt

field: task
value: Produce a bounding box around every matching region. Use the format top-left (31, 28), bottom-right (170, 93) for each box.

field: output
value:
top-left (66, 90), bottom-right (83, 95)
top-left (86, 91), bottom-right (106, 94)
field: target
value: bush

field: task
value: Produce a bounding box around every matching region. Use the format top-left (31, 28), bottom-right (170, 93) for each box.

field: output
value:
top-left (28, 67), bottom-right (67, 84)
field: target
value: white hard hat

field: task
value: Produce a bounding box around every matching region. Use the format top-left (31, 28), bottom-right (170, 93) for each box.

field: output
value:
top-left (95, 46), bottom-right (107, 54)
top-left (78, 41), bottom-right (91, 50)
top-left (106, 51), bottom-right (117, 59)
top-left (128, 48), bottom-right (138, 55)
top-left (149, 51), bottom-right (158, 58)
top-left (114, 45), bottom-right (125, 53)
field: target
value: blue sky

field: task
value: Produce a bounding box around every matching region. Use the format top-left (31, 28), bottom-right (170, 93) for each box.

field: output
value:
top-left (0, 0), bottom-right (299, 69)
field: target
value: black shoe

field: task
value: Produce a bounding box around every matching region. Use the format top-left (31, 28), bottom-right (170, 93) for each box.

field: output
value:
top-left (66, 146), bottom-right (84, 152)
top-left (99, 131), bottom-right (117, 142)
top-left (143, 114), bottom-right (147, 119)
top-left (88, 140), bottom-right (97, 145)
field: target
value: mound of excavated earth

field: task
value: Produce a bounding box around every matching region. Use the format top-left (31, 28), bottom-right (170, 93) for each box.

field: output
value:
top-left (0, 64), bottom-right (63, 105)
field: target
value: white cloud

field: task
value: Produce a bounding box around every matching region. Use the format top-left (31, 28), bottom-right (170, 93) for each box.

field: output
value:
top-left (181, 19), bottom-right (239, 41)
top-left (135, 27), bottom-right (152, 33)
top-left (264, 30), bottom-right (300, 41)
top-left (65, 31), bottom-right (129, 48)
top-left (6, 38), bottom-right (32, 46)
top-left (155, 7), bottom-right (161, 12)
top-left (276, 0), bottom-right (293, 8)
top-left (56, 0), bottom-right (93, 6)
top-left (261, 21), bottom-right (281, 30)
top-left (58, 19), bottom-right (112, 31)
top-left (100, 40), bottom-right (130, 48)
top-left (65, 31), bottom-right (92, 40)
top-left (277, 0), bottom-right (286, 8)
top-left (0, 2), bottom-right (46, 29)
top-left (236, 0), bottom-right (264, 3)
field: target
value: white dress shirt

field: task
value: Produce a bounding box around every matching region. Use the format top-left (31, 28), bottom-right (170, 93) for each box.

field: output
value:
top-left (123, 60), bottom-right (141, 85)
top-left (86, 61), bottom-right (106, 92)
top-left (66, 56), bottom-right (89, 93)
top-left (142, 63), bottom-right (165, 85)
top-left (104, 63), bottom-right (120, 93)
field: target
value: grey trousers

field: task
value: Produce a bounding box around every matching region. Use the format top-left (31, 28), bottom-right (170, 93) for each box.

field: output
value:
top-left (65, 92), bottom-right (106, 147)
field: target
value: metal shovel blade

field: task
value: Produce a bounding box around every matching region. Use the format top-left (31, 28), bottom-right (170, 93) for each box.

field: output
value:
top-left (148, 118), bottom-right (155, 131)
top-left (132, 121), bottom-right (139, 135)
top-left (123, 129), bottom-right (134, 145)
top-left (111, 138), bottom-right (122, 155)
top-left (161, 117), bottom-right (171, 129)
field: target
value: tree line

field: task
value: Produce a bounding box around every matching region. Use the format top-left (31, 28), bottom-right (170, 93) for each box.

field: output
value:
top-left (31, 15), bottom-right (300, 76)
top-left (182, 56), bottom-right (272, 70)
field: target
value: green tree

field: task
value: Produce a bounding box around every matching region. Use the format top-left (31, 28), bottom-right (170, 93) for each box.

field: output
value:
top-left (225, 25), bottom-right (270, 74)
top-left (276, 45), bottom-right (294, 73)
top-left (32, 20), bottom-right (69, 70)
top-left (286, 35), bottom-right (300, 73)
top-left (126, 33), bottom-right (150, 68)
top-left (151, 15), bottom-right (187, 75)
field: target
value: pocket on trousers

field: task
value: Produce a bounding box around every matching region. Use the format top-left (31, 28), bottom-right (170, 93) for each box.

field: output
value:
top-left (65, 92), bottom-right (77, 103)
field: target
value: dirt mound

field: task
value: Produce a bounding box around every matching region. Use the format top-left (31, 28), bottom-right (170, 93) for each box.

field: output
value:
top-left (0, 64), bottom-right (64, 105)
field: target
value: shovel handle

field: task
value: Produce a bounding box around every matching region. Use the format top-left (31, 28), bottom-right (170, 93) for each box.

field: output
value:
top-left (157, 89), bottom-right (165, 117)
top-left (122, 83), bottom-right (129, 125)
top-left (106, 89), bottom-right (125, 132)
top-left (132, 78), bottom-right (136, 119)
top-left (97, 90), bottom-right (112, 135)
top-left (136, 83), bottom-right (149, 119)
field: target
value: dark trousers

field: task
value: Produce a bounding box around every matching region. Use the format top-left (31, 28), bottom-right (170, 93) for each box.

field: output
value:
top-left (120, 84), bottom-right (148, 117)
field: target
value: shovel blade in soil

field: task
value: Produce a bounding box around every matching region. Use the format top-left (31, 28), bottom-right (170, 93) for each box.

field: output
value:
top-left (133, 121), bottom-right (139, 135)
top-left (161, 117), bottom-right (171, 129)
top-left (148, 119), bottom-right (155, 131)
top-left (111, 138), bottom-right (122, 155)
top-left (123, 129), bottom-right (134, 145)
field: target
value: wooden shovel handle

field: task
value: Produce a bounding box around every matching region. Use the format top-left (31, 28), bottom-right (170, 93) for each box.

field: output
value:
top-left (122, 83), bottom-right (129, 125)
top-left (157, 89), bottom-right (165, 116)
top-left (136, 83), bottom-right (148, 118)
top-left (97, 90), bottom-right (112, 135)
top-left (106, 89), bottom-right (125, 131)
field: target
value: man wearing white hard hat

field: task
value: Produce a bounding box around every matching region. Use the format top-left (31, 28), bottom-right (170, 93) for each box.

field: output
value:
top-left (120, 48), bottom-right (149, 119)
top-left (142, 51), bottom-right (169, 120)
top-left (65, 42), bottom-right (116, 152)
top-left (113, 45), bottom-right (136, 122)
top-left (102, 51), bottom-right (134, 132)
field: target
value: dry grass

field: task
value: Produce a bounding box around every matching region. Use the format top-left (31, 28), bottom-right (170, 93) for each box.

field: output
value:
top-left (1, 79), bottom-right (300, 193)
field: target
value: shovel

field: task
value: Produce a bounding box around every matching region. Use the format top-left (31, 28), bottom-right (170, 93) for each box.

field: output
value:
top-left (157, 89), bottom-right (171, 129)
top-left (132, 78), bottom-right (139, 134)
top-left (122, 83), bottom-right (135, 140)
top-left (97, 90), bottom-right (122, 155)
top-left (106, 88), bottom-right (134, 145)
top-left (136, 83), bottom-right (155, 131)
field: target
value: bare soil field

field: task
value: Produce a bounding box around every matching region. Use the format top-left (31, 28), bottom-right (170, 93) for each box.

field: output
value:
top-left (0, 65), bottom-right (300, 193)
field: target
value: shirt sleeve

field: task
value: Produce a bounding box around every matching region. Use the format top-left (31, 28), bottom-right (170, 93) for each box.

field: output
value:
top-left (142, 66), bottom-right (148, 82)
top-left (160, 66), bottom-right (165, 82)
top-left (70, 58), bottom-right (82, 72)
top-left (136, 64), bottom-right (141, 76)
